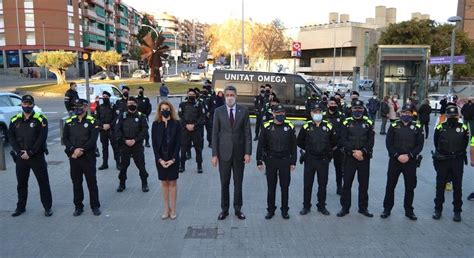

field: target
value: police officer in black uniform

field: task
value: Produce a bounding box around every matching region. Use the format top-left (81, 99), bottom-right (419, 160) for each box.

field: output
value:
top-left (323, 97), bottom-right (345, 194)
top-left (199, 85), bottom-right (214, 147)
top-left (343, 91), bottom-right (364, 118)
top-left (115, 85), bottom-right (130, 115)
top-left (62, 99), bottom-right (101, 216)
top-left (298, 103), bottom-right (337, 216)
top-left (136, 86), bottom-right (152, 147)
top-left (432, 105), bottom-right (469, 222)
top-left (178, 88), bottom-right (205, 173)
top-left (115, 97), bottom-right (150, 192)
top-left (9, 95), bottom-right (53, 217)
top-left (305, 92), bottom-right (320, 117)
top-left (96, 91), bottom-right (119, 170)
top-left (337, 100), bottom-right (375, 218)
top-left (256, 104), bottom-right (297, 219)
top-left (381, 104), bottom-right (424, 220)
top-left (64, 82), bottom-right (79, 114)
top-left (253, 85), bottom-right (266, 141)
top-left (261, 97), bottom-right (280, 123)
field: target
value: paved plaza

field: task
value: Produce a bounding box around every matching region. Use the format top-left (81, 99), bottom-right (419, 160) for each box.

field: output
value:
top-left (0, 117), bottom-right (473, 257)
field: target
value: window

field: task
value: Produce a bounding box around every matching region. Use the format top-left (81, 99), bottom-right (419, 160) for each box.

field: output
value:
top-left (299, 58), bottom-right (311, 67)
top-left (112, 87), bottom-right (122, 98)
top-left (68, 16), bottom-right (73, 23)
top-left (0, 95), bottom-right (11, 107)
top-left (69, 34), bottom-right (75, 41)
top-left (23, 51), bottom-right (38, 67)
top-left (295, 83), bottom-right (309, 99)
top-left (10, 96), bottom-right (22, 106)
top-left (6, 50), bottom-right (19, 67)
top-left (67, 0), bottom-right (73, 5)
top-left (25, 13), bottom-right (34, 22)
top-left (26, 32), bottom-right (35, 40)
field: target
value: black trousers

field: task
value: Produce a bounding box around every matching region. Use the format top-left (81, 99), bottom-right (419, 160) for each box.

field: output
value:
top-left (180, 128), bottom-right (203, 166)
top-left (420, 121), bottom-right (429, 138)
top-left (340, 156), bottom-right (370, 211)
top-left (69, 153), bottom-right (100, 209)
top-left (205, 118), bottom-right (213, 145)
top-left (15, 153), bottom-right (52, 210)
top-left (265, 157), bottom-right (291, 213)
top-left (255, 113), bottom-right (262, 138)
top-left (303, 157), bottom-right (329, 209)
top-left (434, 158), bottom-right (464, 212)
top-left (119, 143), bottom-right (149, 182)
top-left (99, 129), bottom-right (118, 165)
top-left (219, 155), bottom-right (245, 212)
top-left (332, 149), bottom-right (344, 189)
top-left (145, 116), bottom-right (150, 145)
top-left (383, 158), bottom-right (417, 213)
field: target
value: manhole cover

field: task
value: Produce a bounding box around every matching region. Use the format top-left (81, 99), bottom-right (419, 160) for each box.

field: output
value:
top-left (47, 161), bottom-right (63, 165)
top-left (184, 226), bottom-right (218, 239)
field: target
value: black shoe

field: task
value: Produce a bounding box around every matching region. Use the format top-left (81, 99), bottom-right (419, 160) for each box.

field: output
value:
top-left (336, 187), bottom-right (341, 195)
top-left (116, 161), bottom-right (121, 170)
top-left (218, 211), bottom-right (229, 220)
top-left (253, 137), bottom-right (259, 141)
top-left (405, 212), bottom-right (417, 221)
top-left (73, 208), bottom-right (84, 217)
top-left (281, 211), bottom-right (290, 219)
top-left (142, 184), bottom-right (149, 192)
top-left (235, 211), bottom-right (246, 220)
top-left (98, 164), bottom-right (108, 170)
top-left (432, 210), bottom-right (442, 220)
top-left (358, 209), bottom-right (373, 218)
top-left (317, 207), bottom-right (330, 216)
top-left (265, 212), bottom-right (275, 219)
top-left (92, 208), bottom-right (101, 216)
top-left (95, 149), bottom-right (100, 157)
top-left (145, 142), bottom-right (151, 148)
top-left (337, 209), bottom-right (349, 217)
top-left (44, 209), bottom-right (53, 217)
top-left (380, 211), bottom-right (391, 219)
top-left (179, 166), bottom-right (185, 173)
top-left (11, 209), bottom-right (25, 217)
top-left (117, 182), bottom-right (126, 192)
top-left (453, 212), bottom-right (461, 222)
top-left (186, 153), bottom-right (191, 160)
top-left (467, 192), bottom-right (474, 201)
top-left (299, 208), bottom-right (310, 215)
top-left (208, 144), bottom-right (212, 148)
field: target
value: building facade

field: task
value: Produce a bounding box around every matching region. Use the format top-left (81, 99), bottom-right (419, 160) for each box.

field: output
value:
top-left (0, 0), bottom-right (142, 75)
top-left (457, 0), bottom-right (474, 40)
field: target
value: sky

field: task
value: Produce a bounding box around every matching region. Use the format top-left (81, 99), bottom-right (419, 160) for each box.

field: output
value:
top-left (124, 0), bottom-right (458, 27)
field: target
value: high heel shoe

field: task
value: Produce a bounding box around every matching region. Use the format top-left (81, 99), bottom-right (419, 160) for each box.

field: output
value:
top-left (161, 209), bottom-right (170, 220)
top-left (170, 210), bottom-right (177, 220)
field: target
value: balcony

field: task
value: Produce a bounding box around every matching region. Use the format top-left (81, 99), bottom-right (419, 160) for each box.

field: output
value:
top-left (108, 32), bottom-right (115, 40)
top-left (105, 2), bottom-right (114, 12)
top-left (116, 23), bottom-right (129, 31)
top-left (105, 18), bottom-right (114, 26)
top-left (84, 9), bottom-right (105, 22)
top-left (90, 0), bottom-right (105, 7)
top-left (117, 36), bottom-right (130, 43)
top-left (86, 26), bottom-right (106, 36)
top-left (85, 42), bottom-right (106, 51)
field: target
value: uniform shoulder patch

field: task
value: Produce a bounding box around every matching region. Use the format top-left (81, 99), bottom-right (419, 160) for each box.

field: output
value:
top-left (10, 113), bottom-right (22, 123)
top-left (284, 120), bottom-right (295, 129)
top-left (462, 124), bottom-right (468, 131)
top-left (325, 120), bottom-right (333, 130)
top-left (263, 121), bottom-right (272, 128)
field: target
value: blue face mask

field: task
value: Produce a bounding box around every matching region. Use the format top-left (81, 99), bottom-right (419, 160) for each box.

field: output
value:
top-left (312, 113), bottom-right (323, 122)
top-left (74, 108), bottom-right (85, 116)
top-left (400, 115), bottom-right (413, 123)
top-left (161, 110), bottom-right (171, 118)
top-left (275, 114), bottom-right (285, 123)
top-left (352, 110), bottom-right (363, 119)
top-left (22, 106), bottom-right (34, 114)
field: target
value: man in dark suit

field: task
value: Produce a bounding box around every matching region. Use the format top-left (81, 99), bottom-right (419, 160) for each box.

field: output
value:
top-left (212, 85), bottom-right (252, 220)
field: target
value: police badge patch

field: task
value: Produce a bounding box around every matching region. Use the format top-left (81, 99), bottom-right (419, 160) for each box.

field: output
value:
top-left (410, 125), bottom-right (415, 130)
top-left (322, 126), bottom-right (327, 131)
top-left (135, 118), bottom-right (139, 122)
top-left (30, 122), bottom-right (35, 128)
top-left (284, 127), bottom-right (288, 131)
top-left (84, 123), bottom-right (89, 128)
top-left (456, 128), bottom-right (461, 133)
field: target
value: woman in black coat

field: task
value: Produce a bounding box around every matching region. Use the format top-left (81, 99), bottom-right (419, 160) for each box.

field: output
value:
top-left (151, 101), bottom-right (181, 219)
top-left (417, 98), bottom-right (432, 139)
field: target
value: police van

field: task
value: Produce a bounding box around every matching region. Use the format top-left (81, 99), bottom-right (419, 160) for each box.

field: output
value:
top-left (211, 70), bottom-right (322, 118)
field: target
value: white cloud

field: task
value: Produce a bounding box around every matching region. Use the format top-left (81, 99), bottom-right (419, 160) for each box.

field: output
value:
top-left (124, 0), bottom-right (458, 26)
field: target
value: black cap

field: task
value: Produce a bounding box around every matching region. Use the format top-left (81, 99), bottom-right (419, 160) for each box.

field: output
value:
top-left (311, 103), bottom-right (323, 111)
top-left (188, 88), bottom-right (196, 93)
top-left (21, 95), bottom-right (34, 103)
top-left (351, 100), bottom-right (364, 108)
top-left (122, 86), bottom-right (130, 91)
top-left (73, 98), bottom-right (88, 107)
top-left (102, 91), bottom-right (111, 97)
top-left (351, 91), bottom-right (360, 96)
top-left (273, 104), bottom-right (285, 112)
top-left (446, 105), bottom-right (459, 116)
top-left (138, 86), bottom-right (144, 90)
top-left (401, 103), bottom-right (413, 112)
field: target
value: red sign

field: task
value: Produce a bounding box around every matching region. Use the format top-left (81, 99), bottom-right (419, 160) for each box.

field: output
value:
top-left (291, 42), bottom-right (301, 57)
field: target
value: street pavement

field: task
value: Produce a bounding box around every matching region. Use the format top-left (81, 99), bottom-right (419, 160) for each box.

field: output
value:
top-left (0, 96), bottom-right (473, 257)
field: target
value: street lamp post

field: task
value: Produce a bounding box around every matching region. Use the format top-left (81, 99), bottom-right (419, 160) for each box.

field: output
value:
top-left (241, 0), bottom-right (245, 71)
top-left (332, 22), bottom-right (337, 85)
top-left (172, 31), bottom-right (183, 76)
top-left (447, 16), bottom-right (462, 97)
top-left (339, 40), bottom-right (352, 83)
top-left (42, 22), bottom-right (48, 79)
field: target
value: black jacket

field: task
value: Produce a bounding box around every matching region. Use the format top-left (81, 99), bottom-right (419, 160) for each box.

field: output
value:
top-left (62, 115), bottom-right (99, 155)
top-left (136, 95), bottom-right (152, 117)
top-left (8, 112), bottom-right (48, 157)
top-left (64, 89), bottom-right (79, 111)
top-left (461, 102), bottom-right (474, 121)
top-left (417, 103), bottom-right (432, 123)
top-left (151, 120), bottom-right (181, 162)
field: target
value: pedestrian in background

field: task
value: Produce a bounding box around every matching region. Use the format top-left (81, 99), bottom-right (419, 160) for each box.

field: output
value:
top-left (214, 91), bottom-right (225, 108)
top-left (9, 95), bottom-right (53, 217)
top-left (461, 98), bottom-right (474, 136)
top-left (380, 96), bottom-right (390, 135)
top-left (388, 95), bottom-right (399, 122)
top-left (367, 93), bottom-right (380, 122)
top-left (136, 86), bottom-right (152, 148)
top-left (418, 98), bottom-right (432, 139)
top-left (152, 101), bottom-right (181, 220)
top-left (160, 83), bottom-right (169, 102)
top-left (64, 82), bottom-right (79, 115)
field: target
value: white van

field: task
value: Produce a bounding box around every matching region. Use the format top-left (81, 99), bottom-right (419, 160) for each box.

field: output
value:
top-left (76, 83), bottom-right (123, 105)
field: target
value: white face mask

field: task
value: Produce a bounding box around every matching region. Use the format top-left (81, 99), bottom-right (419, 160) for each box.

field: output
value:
top-left (312, 113), bottom-right (323, 122)
top-left (225, 96), bottom-right (236, 107)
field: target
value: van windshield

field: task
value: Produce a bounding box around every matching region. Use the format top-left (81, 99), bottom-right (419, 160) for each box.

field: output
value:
top-left (303, 78), bottom-right (322, 95)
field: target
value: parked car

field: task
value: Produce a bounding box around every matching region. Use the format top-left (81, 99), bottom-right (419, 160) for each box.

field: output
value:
top-left (91, 71), bottom-right (119, 80)
top-left (132, 70), bottom-right (148, 79)
top-left (188, 72), bottom-right (202, 82)
top-left (197, 63), bottom-right (205, 69)
top-left (0, 93), bottom-right (43, 143)
top-left (359, 79), bottom-right (374, 90)
top-left (76, 83), bottom-right (123, 113)
top-left (427, 93), bottom-right (446, 111)
top-left (327, 83), bottom-right (351, 93)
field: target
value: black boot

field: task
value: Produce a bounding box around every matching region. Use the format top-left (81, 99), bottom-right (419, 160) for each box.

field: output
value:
top-left (142, 179), bottom-right (149, 192)
top-left (197, 163), bottom-right (203, 174)
top-left (98, 163), bottom-right (108, 170)
top-left (179, 164), bottom-right (185, 173)
top-left (117, 181), bottom-right (126, 192)
top-left (116, 160), bottom-right (121, 170)
top-left (432, 210), bottom-right (442, 220)
top-left (453, 212), bottom-right (461, 222)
